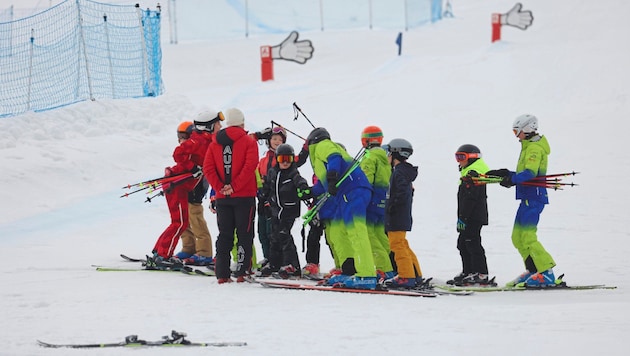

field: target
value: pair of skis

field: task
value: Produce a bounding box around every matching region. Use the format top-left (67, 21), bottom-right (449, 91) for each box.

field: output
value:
top-left (38, 330), bottom-right (246, 348)
top-left (93, 254), bottom-right (215, 277)
top-left (434, 274), bottom-right (616, 292)
top-left (256, 277), bottom-right (472, 297)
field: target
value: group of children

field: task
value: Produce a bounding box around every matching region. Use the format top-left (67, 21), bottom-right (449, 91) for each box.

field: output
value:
top-left (148, 110), bottom-right (559, 289)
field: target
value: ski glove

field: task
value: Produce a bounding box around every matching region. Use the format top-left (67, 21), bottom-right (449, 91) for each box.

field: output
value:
top-left (486, 168), bottom-right (511, 178)
top-left (191, 165), bottom-right (203, 178)
top-left (326, 171), bottom-right (339, 196)
top-left (500, 175), bottom-right (515, 188)
top-left (297, 187), bottom-right (312, 200)
top-left (255, 127), bottom-right (273, 140)
top-left (457, 218), bottom-right (467, 232)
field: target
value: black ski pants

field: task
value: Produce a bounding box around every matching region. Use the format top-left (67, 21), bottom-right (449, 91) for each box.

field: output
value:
top-left (215, 197), bottom-right (256, 279)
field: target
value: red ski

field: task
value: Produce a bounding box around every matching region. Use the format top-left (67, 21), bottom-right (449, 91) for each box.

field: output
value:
top-left (259, 280), bottom-right (437, 297)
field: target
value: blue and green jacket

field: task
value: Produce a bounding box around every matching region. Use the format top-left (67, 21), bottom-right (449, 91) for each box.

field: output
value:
top-left (309, 139), bottom-right (372, 219)
top-left (511, 135), bottom-right (550, 204)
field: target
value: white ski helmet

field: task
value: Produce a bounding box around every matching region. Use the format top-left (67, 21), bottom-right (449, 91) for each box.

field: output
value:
top-left (512, 114), bottom-right (538, 136)
top-left (194, 109), bottom-right (224, 132)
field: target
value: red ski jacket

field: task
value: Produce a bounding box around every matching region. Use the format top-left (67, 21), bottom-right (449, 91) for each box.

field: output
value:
top-left (203, 126), bottom-right (258, 199)
top-left (170, 130), bottom-right (214, 174)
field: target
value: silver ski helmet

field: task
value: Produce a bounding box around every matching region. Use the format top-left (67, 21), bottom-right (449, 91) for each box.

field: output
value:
top-left (386, 138), bottom-right (413, 160)
top-left (512, 114), bottom-right (538, 136)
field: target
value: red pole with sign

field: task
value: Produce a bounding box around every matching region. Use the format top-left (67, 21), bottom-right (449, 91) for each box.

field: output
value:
top-left (491, 13), bottom-right (501, 43)
top-left (260, 45), bottom-right (273, 81)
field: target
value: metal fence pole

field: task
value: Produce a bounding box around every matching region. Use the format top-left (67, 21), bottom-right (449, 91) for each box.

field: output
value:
top-left (77, 0), bottom-right (94, 100)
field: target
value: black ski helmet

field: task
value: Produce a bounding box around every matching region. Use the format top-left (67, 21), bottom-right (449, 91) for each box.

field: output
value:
top-left (456, 144), bottom-right (481, 154)
top-left (275, 143), bottom-right (295, 156)
top-left (387, 138), bottom-right (413, 160)
top-left (455, 144), bottom-right (482, 163)
top-left (307, 127), bottom-right (330, 145)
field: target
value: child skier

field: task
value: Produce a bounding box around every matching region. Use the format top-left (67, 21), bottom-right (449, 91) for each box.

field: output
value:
top-left (306, 127), bottom-right (377, 290)
top-left (359, 126), bottom-right (395, 282)
top-left (147, 110), bottom-right (222, 268)
top-left (383, 138), bottom-right (423, 288)
top-left (258, 143), bottom-right (312, 278)
top-left (173, 116), bottom-right (222, 266)
top-left (255, 126), bottom-right (310, 269)
top-left (449, 144), bottom-right (492, 286)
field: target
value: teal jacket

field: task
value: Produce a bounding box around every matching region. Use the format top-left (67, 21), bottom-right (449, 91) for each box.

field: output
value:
top-left (512, 134), bottom-right (550, 204)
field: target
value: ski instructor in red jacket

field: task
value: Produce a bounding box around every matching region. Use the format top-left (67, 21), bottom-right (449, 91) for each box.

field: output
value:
top-left (203, 108), bottom-right (259, 283)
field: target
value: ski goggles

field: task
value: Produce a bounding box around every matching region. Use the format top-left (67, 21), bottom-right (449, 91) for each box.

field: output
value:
top-left (177, 132), bottom-right (190, 140)
top-left (272, 126), bottom-right (285, 134)
top-left (455, 152), bottom-right (481, 162)
top-left (276, 154), bottom-right (294, 163)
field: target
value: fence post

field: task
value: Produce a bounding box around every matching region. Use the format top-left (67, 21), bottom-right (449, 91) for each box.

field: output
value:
top-left (103, 14), bottom-right (115, 98)
top-left (319, 0), bottom-right (324, 31)
top-left (369, 0), bottom-right (372, 30)
top-left (245, 0), bottom-right (249, 38)
top-left (136, 4), bottom-right (150, 96)
top-left (77, 0), bottom-right (95, 101)
top-left (405, 0), bottom-right (409, 32)
top-left (168, 0), bottom-right (178, 44)
top-left (27, 29), bottom-right (34, 112)
top-left (9, 5), bottom-right (13, 55)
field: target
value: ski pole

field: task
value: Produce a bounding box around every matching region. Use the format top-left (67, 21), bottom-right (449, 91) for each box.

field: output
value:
top-left (145, 190), bottom-right (164, 203)
top-left (520, 181), bottom-right (578, 189)
top-left (531, 171), bottom-right (580, 179)
top-left (292, 102), bottom-right (316, 128)
top-left (528, 172), bottom-right (580, 181)
top-left (271, 120), bottom-right (307, 141)
top-left (123, 171), bottom-right (191, 189)
top-left (120, 183), bottom-right (158, 198)
top-left (150, 174), bottom-right (195, 193)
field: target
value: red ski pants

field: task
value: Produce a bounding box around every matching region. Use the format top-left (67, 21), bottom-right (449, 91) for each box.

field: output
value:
top-left (153, 184), bottom-right (191, 258)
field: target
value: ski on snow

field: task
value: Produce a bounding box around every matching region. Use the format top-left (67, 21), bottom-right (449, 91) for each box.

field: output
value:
top-left (94, 265), bottom-right (215, 276)
top-left (120, 254), bottom-right (145, 263)
top-left (258, 279), bottom-right (438, 297)
top-left (433, 274), bottom-right (616, 292)
top-left (95, 264), bottom-right (215, 277)
top-left (252, 275), bottom-right (471, 296)
top-left (92, 254), bottom-right (215, 276)
top-left (37, 330), bottom-right (246, 348)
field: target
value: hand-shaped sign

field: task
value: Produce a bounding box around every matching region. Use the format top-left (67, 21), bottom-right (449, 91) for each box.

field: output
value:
top-left (501, 3), bottom-right (534, 30)
top-left (492, 3), bottom-right (534, 42)
top-left (271, 31), bottom-right (314, 64)
top-left (261, 31), bottom-right (314, 81)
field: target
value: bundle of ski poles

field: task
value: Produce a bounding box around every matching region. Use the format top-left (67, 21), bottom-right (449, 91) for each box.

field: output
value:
top-left (120, 172), bottom-right (193, 202)
top-left (468, 171), bottom-right (579, 190)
